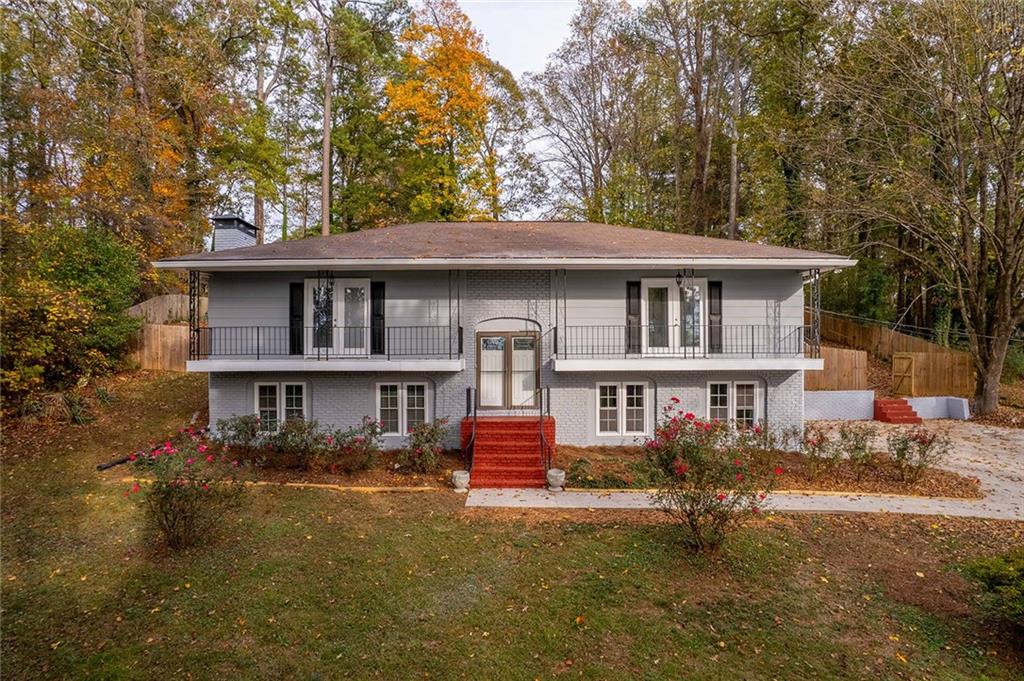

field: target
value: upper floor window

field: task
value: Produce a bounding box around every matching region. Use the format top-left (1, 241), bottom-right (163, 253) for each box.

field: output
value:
top-left (641, 278), bottom-right (707, 355)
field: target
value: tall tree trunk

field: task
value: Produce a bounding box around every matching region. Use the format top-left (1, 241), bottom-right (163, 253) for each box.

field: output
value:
top-left (728, 53), bottom-right (740, 240)
top-left (254, 42), bottom-right (266, 243)
top-left (320, 40), bottom-right (334, 236)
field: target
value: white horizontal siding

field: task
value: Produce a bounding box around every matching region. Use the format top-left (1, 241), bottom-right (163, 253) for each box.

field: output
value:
top-left (206, 271), bottom-right (453, 329)
top-left (562, 269), bottom-right (804, 328)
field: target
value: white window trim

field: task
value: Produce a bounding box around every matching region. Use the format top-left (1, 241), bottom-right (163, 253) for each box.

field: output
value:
top-left (376, 382), bottom-right (432, 436)
top-left (254, 381), bottom-right (308, 431)
top-left (733, 381), bottom-right (758, 427)
top-left (705, 380), bottom-right (760, 425)
top-left (282, 382), bottom-right (308, 422)
top-left (595, 381), bottom-right (650, 436)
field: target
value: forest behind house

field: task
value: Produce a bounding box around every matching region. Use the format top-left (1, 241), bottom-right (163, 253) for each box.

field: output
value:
top-left (1, 0), bottom-right (1022, 413)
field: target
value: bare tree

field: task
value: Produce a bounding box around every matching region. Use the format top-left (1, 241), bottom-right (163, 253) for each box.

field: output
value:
top-left (815, 0), bottom-right (1023, 413)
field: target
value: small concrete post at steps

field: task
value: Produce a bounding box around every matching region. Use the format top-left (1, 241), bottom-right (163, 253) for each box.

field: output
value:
top-left (452, 470), bottom-right (470, 493)
top-left (546, 468), bottom-right (565, 492)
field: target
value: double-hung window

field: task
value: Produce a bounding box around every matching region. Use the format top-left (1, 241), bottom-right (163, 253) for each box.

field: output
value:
top-left (596, 382), bottom-right (649, 436)
top-left (377, 382), bottom-right (431, 435)
top-left (706, 381), bottom-right (759, 428)
top-left (254, 382), bottom-right (307, 432)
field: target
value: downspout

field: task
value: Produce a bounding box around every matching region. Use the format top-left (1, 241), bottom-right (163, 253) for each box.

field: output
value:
top-left (760, 372), bottom-right (771, 432)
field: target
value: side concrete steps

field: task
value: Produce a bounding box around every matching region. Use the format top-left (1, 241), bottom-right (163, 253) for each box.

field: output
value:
top-left (873, 398), bottom-right (923, 424)
top-left (461, 416), bottom-right (555, 488)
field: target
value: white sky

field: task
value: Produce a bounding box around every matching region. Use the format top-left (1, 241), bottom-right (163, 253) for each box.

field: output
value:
top-left (457, 0), bottom-right (582, 78)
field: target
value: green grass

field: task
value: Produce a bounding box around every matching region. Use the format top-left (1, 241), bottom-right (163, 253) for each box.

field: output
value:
top-left (2, 373), bottom-right (1020, 679)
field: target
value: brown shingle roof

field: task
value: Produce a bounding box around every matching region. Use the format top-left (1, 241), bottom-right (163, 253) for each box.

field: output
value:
top-left (158, 221), bottom-right (848, 264)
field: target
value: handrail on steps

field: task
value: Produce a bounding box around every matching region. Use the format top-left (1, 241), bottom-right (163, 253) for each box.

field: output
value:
top-left (462, 387), bottom-right (478, 470)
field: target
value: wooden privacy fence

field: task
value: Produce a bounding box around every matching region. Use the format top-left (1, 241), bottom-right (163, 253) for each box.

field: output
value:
top-left (805, 346), bottom-right (868, 391)
top-left (892, 352), bottom-right (974, 397)
top-left (808, 310), bottom-right (975, 396)
top-left (128, 324), bottom-right (189, 372)
top-left (127, 294), bottom-right (207, 324)
top-left (814, 310), bottom-right (954, 358)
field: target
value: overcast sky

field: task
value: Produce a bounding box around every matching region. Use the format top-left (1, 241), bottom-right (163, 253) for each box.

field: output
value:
top-left (457, 0), bottom-right (582, 78)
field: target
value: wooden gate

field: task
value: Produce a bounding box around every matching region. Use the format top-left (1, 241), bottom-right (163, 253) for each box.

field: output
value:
top-left (892, 353), bottom-right (915, 396)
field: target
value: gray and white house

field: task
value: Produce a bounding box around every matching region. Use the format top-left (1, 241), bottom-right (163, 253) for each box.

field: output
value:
top-left (155, 217), bottom-right (854, 487)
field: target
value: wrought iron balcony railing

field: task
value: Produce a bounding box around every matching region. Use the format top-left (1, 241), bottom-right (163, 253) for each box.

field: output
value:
top-left (190, 325), bottom-right (463, 361)
top-left (555, 324), bottom-right (816, 359)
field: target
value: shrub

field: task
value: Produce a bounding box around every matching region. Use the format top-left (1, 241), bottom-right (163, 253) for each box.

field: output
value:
top-left (214, 414), bottom-right (264, 449)
top-left (399, 418), bottom-right (449, 473)
top-left (267, 418), bottom-right (328, 469)
top-left (886, 427), bottom-right (951, 482)
top-left (321, 417), bottom-right (384, 474)
top-left (801, 424), bottom-right (836, 477)
top-left (642, 403), bottom-right (781, 554)
top-left (1, 223), bottom-right (141, 404)
top-left (128, 428), bottom-right (247, 550)
top-left (964, 547), bottom-right (1024, 631)
top-left (835, 422), bottom-right (877, 479)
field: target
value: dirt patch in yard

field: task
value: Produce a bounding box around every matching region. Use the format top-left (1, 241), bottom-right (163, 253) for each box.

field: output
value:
top-left (251, 450), bottom-right (463, 488)
top-left (554, 445), bottom-right (983, 499)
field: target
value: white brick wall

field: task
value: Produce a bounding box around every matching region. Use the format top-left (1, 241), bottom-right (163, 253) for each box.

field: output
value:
top-left (207, 270), bottom-right (807, 447)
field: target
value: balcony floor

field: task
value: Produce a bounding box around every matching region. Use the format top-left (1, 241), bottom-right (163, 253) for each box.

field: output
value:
top-left (552, 356), bottom-right (824, 372)
top-left (186, 357), bottom-right (465, 373)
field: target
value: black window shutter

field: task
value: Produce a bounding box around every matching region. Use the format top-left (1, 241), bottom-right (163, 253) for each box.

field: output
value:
top-left (626, 281), bottom-right (641, 353)
top-left (289, 283), bottom-right (304, 355)
top-left (708, 281), bottom-right (722, 353)
top-left (371, 281), bottom-right (386, 355)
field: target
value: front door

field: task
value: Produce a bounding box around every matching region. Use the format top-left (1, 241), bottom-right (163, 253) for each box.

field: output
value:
top-left (477, 332), bottom-right (539, 408)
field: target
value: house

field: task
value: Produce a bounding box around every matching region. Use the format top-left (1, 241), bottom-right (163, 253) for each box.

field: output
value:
top-left (154, 217), bottom-right (855, 487)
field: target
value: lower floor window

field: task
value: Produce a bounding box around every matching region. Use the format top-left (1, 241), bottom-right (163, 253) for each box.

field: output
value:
top-left (377, 382), bottom-right (430, 435)
top-left (597, 382), bottom-right (648, 435)
top-left (707, 381), bottom-right (758, 427)
top-left (255, 382), bottom-right (306, 431)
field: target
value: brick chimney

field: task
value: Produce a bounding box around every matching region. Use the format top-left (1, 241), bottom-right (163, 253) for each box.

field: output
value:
top-left (210, 215), bottom-right (259, 251)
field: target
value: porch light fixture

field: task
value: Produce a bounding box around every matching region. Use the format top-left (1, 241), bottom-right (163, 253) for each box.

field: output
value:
top-left (675, 271), bottom-right (683, 287)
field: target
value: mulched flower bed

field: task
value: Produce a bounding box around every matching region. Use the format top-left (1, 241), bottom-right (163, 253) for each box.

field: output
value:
top-left (253, 449), bottom-right (463, 488)
top-left (554, 444), bottom-right (983, 499)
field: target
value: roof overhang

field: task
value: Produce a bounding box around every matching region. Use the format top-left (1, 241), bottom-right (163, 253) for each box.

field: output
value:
top-left (153, 257), bottom-right (856, 273)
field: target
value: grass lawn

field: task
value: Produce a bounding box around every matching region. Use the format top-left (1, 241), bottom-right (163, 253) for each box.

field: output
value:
top-left (2, 373), bottom-right (1022, 680)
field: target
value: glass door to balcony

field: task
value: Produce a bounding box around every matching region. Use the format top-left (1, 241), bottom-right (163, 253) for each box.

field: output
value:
top-left (304, 278), bottom-right (370, 356)
top-left (641, 278), bottom-right (707, 356)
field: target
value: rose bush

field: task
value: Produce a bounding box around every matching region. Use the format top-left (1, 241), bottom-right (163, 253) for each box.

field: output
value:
top-left (399, 418), bottom-right (449, 473)
top-left (128, 427), bottom-right (247, 550)
top-left (886, 427), bottom-right (951, 482)
top-left (642, 402), bottom-right (781, 554)
top-left (319, 417), bottom-right (384, 473)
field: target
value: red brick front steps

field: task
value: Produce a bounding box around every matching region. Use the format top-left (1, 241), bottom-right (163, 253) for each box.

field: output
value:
top-left (460, 416), bottom-right (555, 488)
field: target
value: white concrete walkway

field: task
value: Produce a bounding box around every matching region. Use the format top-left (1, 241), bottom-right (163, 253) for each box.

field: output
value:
top-left (466, 421), bottom-right (1024, 521)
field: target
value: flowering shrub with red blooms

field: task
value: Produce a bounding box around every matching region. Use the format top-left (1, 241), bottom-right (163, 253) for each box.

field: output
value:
top-left (128, 427), bottom-right (248, 550)
top-left (836, 422), bottom-right (878, 479)
top-left (801, 424), bottom-right (837, 477)
top-left (642, 400), bottom-right (782, 553)
top-left (319, 416), bottom-right (384, 474)
top-left (886, 427), bottom-right (951, 482)
top-left (399, 418), bottom-right (449, 473)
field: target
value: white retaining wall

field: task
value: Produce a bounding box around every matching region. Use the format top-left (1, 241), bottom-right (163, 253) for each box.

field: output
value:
top-left (804, 390), bottom-right (876, 420)
top-left (906, 397), bottom-right (970, 420)
top-left (806, 391), bottom-right (971, 421)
